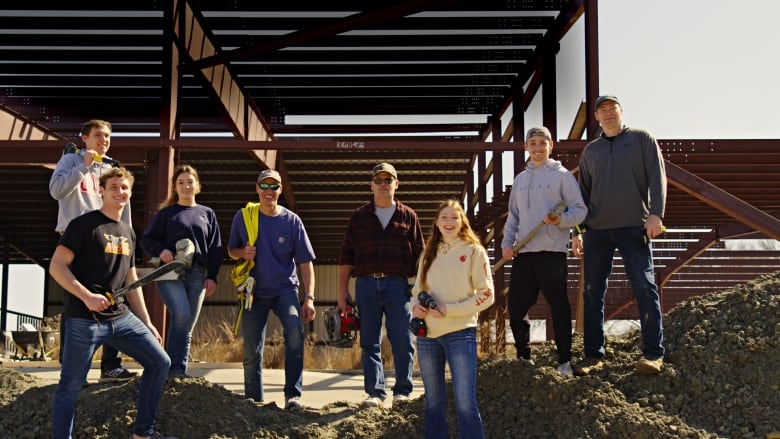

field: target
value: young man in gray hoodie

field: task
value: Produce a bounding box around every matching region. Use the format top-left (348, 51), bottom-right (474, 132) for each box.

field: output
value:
top-left (501, 126), bottom-right (587, 376)
top-left (49, 119), bottom-right (137, 383)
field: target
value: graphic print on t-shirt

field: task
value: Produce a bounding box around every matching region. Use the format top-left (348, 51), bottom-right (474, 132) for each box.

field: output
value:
top-left (103, 233), bottom-right (131, 256)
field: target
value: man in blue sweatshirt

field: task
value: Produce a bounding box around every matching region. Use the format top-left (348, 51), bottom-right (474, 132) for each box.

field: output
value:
top-left (501, 126), bottom-right (587, 376)
top-left (572, 95), bottom-right (667, 376)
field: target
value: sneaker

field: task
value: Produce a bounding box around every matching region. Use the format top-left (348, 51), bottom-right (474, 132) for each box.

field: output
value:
top-left (573, 357), bottom-right (604, 376)
top-left (360, 396), bottom-right (384, 408)
top-left (100, 367), bottom-right (138, 383)
top-left (635, 357), bottom-right (663, 375)
top-left (392, 394), bottom-right (409, 407)
top-left (284, 396), bottom-right (302, 411)
top-left (557, 361), bottom-right (574, 376)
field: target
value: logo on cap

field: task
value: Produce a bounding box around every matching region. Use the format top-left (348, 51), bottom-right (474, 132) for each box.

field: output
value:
top-left (372, 162), bottom-right (397, 179)
top-left (257, 169), bottom-right (282, 183)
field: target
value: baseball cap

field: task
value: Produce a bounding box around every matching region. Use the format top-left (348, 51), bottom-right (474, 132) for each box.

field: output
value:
top-left (257, 169), bottom-right (282, 183)
top-left (372, 162), bottom-right (397, 179)
top-left (595, 95), bottom-right (620, 108)
top-left (525, 126), bottom-right (552, 142)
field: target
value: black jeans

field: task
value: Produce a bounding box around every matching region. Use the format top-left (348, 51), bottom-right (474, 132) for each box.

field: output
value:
top-left (507, 251), bottom-right (572, 364)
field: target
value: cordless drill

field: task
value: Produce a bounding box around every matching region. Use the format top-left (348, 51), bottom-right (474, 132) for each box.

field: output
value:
top-left (409, 291), bottom-right (439, 337)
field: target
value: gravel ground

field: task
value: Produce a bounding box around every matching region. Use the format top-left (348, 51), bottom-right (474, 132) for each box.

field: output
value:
top-left (1, 272), bottom-right (779, 438)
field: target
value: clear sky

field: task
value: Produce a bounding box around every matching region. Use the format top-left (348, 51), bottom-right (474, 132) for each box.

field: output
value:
top-left (552, 0), bottom-right (780, 140)
top-left (1, 265), bottom-right (45, 330)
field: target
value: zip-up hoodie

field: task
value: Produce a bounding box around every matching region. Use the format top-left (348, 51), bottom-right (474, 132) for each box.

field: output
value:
top-left (49, 153), bottom-right (132, 232)
top-left (501, 158), bottom-right (587, 254)
top-left (411, 238), bottom-right (494, 339)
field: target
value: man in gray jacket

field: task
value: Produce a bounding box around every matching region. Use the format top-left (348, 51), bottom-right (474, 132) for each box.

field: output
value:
top-left (501, 126), bottom-right (587, 376)
top-left (572, 95), bottom-right (667, 376)
top-left (49, 119), bottom-right (137, 383)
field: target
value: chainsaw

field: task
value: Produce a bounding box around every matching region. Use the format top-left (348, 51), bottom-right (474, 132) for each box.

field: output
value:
top-left (323, 303), bottom-right (360, 348)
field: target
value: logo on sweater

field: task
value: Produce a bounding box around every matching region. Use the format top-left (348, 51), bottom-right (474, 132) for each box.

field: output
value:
top-left (459, 255), bottom-right (467, 263)
top-left (475, 289), bottom-right (493, 306)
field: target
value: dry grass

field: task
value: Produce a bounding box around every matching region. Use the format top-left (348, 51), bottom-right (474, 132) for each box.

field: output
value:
top-left (4, 317), bottom-right (504, 368)
top-left (189, 320), bottom-right (396, 370)
top-left (188, 319), bottom-right (508, 371)
top-left (189, 320), bottom-right (244, 363)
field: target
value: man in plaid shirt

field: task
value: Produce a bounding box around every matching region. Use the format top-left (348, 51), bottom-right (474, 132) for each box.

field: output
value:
top-left (338, 162), bottom-right (424, 408)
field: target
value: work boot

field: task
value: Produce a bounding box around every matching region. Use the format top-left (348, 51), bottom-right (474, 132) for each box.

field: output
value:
top-left (573, 357), bottom-right (604, 376)
top-left (635, 357), bottom-right (663, 375)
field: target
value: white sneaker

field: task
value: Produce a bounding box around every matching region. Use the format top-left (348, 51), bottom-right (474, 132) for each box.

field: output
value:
top-left (284, 396), bottom-right (302, 411)
top-left (392, 394), bottom-right (409, 407)
top-left (360, 396), bottom-right (384, 408)
top-left (557, 361), bottom-right (574, 376)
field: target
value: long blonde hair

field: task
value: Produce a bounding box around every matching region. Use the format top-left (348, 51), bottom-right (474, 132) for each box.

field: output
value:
top-left (158, 164), bottom-right (201, 209)
top-left (419, 199), bottom-right (483, 290)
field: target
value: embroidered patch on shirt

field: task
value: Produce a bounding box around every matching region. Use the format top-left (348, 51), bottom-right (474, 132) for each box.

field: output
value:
top-left (460, 255), bottom-right (467, 262)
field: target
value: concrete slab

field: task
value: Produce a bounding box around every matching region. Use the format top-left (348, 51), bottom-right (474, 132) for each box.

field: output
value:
top-left (3, 361), bottom-right (422, 410)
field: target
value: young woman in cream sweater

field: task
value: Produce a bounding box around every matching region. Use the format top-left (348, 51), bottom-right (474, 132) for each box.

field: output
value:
top-left (410, 199), bottom-right (495, 439)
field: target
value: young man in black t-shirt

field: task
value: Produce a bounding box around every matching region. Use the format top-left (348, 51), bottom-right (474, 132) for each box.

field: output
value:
top-left (48, 167), bottom-right (173, 439)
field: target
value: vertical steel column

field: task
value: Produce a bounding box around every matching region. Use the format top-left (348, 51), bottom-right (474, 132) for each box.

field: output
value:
top-left (542, 43), bottom-right (559, 140)
top-left (585, 0), bottom-right (601, 139)
top-left (1, 236), bottom-right (7, 331)
top-left (512, 92), bottom-right (526, 176)
top-left (490, 116), bottom-right (507, 355)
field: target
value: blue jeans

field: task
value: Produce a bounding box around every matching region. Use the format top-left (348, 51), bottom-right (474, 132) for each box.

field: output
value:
top-left (355, 276), bottom-right (414, 399)
top-left (240, 292), bottom-right (304, 402)
top-left (417, 328), bottom-right (484, 439)
top-left (157, 265), bottom-right (206, 374)
top-left (582, 227), bottom-right (665, 359)
top-left (52, 313), bottom-right (170, 439)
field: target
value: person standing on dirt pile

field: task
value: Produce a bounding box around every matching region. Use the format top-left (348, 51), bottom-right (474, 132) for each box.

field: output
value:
top-left (572, 95), bottom-right (667, 376)
top-left (49, 119), bottom-right (137, 383)
top-left (141, 165), bottom-right (222, 378)
top-left (411, 199), bottom-right (494, 439)
top-left (338, 162), bottom-right (424, 408)
top-left (48, 167), bottom-right (173, 439)
top-left (501, 126), bottom-right (587, 376)
top-left (227, 169), bottom-right (316, 411)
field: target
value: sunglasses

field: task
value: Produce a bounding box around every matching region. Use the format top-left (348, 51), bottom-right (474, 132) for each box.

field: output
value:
top-left (258, 183), bottom-right (280, 190)
top-left (372, 178), bottom-right (395, 185)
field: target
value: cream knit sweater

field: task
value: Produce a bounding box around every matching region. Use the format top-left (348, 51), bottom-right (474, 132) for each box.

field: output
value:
top-left (410, 238), bottom-right (495, 338)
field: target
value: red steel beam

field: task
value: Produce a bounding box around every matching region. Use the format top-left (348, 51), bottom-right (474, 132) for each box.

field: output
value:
top-left (180, 0), bottom-right (461, 73)
top-left (666, 161), bottom-right (780, 240)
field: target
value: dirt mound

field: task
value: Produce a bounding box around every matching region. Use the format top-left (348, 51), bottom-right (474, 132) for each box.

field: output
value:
top-left (1, 272), bottom-right (779, 438)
